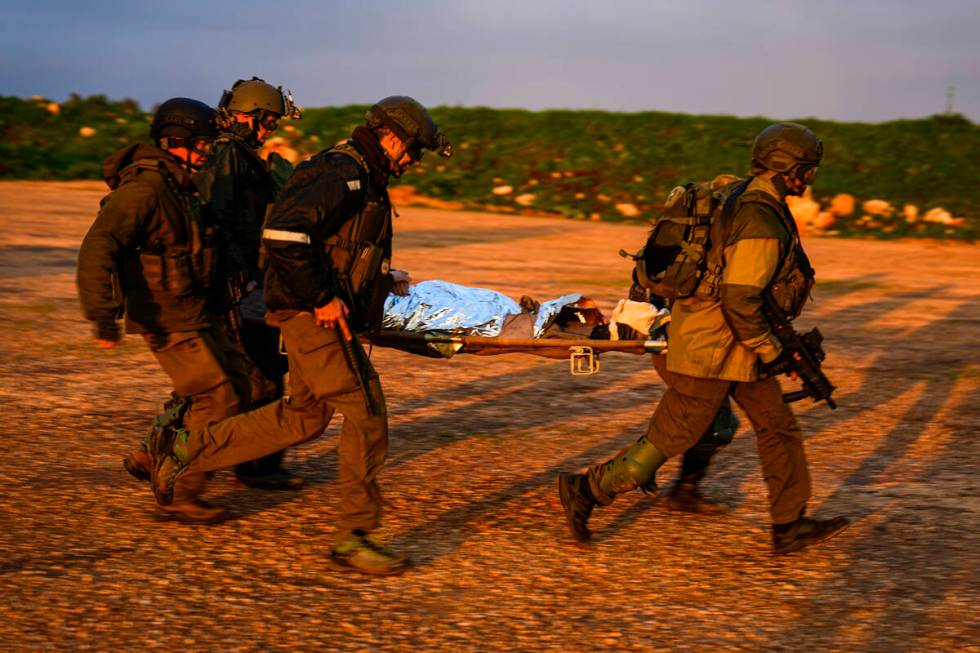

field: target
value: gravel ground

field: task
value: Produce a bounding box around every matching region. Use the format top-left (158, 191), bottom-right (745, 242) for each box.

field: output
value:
top-left (0, 181), bottom-right (977, 652)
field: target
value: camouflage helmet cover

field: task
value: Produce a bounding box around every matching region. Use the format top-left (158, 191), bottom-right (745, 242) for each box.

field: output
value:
top-left (752, 122), bottom-right (823, 173)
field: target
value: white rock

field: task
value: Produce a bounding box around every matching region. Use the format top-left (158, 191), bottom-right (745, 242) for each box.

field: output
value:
top-left (862, 199), bottom-right (894, 216)
top-left (923, 207), bottom-right (954, 224)
top-left (615, 202), bottom-right (640, 217)
top-left (829, 194), bottom-right (855, 217)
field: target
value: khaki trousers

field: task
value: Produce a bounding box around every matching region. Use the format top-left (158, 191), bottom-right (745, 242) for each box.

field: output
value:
top-left (144, 326), bottom-right (251, 501)
top-left (179, 312), bottom-right (388, 540)
top-left (143, 327), bottom-right (250, 429)
top-left (625, 367), bottom-right (811, 524)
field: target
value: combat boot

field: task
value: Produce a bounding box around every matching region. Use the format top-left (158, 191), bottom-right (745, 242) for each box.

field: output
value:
top-left (123, 449), bottom-right (152, 482)
top-left (558, 473), bottom-right (597, 543)
top-left (327, 531), bottom-right (410, 576)
top-left (664, 481), bottom-right (728, 514)
top-left (236, 470), bottom-right (305, 490)
top-left (772, 515), bottom-right (850, 554)
top-left (129, 394), bottom-right (191, 484)
top-left (236, 452), bottom-right (305, 490)
top-left (155, 498), bottom-right (228, 525)
top-left (147, 422), bottom-right (189, 507)
top-left (663, 463), bottom-right (727, 514)
top-left (663, 445), bottom-right (727, 513)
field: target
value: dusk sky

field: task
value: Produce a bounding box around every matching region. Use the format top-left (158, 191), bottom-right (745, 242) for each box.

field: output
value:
top-left (2, 0), bottom-right (978, 122)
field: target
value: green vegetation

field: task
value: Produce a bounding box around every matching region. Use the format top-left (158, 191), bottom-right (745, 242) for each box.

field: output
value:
top-left (2, 95), bottom-right (977, 239)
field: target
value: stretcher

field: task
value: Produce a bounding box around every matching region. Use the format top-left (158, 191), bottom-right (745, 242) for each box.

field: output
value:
top-left (366, 280), bottom-right (668, 376)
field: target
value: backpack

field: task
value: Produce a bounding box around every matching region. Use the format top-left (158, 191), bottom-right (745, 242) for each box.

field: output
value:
top-left (624, 174), bottom-right (748, 300)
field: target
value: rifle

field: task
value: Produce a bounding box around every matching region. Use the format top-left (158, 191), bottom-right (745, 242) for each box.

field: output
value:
top-left (219, 273), bottom-right (246, 346)
top-left (335, 274), bottom-right (386, 416)
top-left (337, 328), bottom-right (385, 416)
top-left (761, 294), bottom-right (837, 409)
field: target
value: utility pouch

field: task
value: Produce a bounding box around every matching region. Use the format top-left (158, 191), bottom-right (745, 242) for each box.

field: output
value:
top-left (347, 242), bottom-right (385, 297)
top-left (138, 252), bottom-right (167, 291)
top-left (167, 252), bottom-right (197, 296)
top-left (772, 268), bottom-right (815, 319)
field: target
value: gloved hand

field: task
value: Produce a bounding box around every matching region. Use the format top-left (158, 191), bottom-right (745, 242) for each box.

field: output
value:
top-left (758, 349), bottom-right (794, 378)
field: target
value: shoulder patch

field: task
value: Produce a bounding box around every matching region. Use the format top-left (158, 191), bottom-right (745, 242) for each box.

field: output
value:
top-left (346, 179), bottom-right (361, 191)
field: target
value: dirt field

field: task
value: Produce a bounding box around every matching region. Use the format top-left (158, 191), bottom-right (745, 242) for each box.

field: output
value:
top-left (0, 180), bottom-right (977, 652)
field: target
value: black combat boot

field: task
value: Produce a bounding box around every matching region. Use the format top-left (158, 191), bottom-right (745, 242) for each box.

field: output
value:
top-left (772, 515), bottom-right (850, 554)
top-left (558, 473), bottom-right (598, 543)
top-left (236, 450), bottom-right (304, 490)
top-left (663, 454), bottom-right (727, 514)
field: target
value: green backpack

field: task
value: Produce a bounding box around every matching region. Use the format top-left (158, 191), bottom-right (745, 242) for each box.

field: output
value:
top-left (625, 174), bottom-right (747, 300)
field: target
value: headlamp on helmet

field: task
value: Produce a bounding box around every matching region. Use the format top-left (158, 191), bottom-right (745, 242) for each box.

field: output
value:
top-left (216, 77), bottom-right (302, 130)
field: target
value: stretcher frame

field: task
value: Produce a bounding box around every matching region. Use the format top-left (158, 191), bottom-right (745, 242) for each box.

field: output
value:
top-left (367, 330), bottom-right (667, 376)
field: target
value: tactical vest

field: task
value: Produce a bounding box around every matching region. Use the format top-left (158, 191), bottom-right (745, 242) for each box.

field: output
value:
top-left (214, 134), bottom-right (279, 275)
top-left (765, 198), bottom-right (815, 319)
top-left (119, 160), bottom-right (218, 299)
top-left (322, 142), bottom-right (394, 333)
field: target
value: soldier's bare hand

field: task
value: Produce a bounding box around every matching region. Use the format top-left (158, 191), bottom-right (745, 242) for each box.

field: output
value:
top-left (314, 297), bottom-right (351, 341)
top-left (391, 269), bottom-right (412, 297)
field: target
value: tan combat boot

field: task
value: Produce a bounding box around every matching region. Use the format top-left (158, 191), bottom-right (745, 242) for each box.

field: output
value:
top-left (328, 531), bottom-right (410, 576)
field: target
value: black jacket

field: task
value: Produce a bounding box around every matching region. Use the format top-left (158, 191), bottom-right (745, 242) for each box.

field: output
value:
top-left (195, 132), bottom-right (278, 284)
top-left (77, 144), bottom-right (217, 338)
top-left (262, 131), bottom-right (392, 314)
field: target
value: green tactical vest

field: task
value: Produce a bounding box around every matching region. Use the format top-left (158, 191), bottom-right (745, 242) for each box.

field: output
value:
top-left (764, 198), bottom-right (815, 319)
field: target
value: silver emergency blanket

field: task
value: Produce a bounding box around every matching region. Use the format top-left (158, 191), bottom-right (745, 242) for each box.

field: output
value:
top-left (533, 293), bottom-right (582, 337)
top-left (382, 280), bottom-right (586, 338)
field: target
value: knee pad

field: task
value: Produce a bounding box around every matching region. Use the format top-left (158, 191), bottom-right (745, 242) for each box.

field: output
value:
top-left (710, 403), bottom-right (739, 447)
top-left (598, 437), bottom-right (667, 497)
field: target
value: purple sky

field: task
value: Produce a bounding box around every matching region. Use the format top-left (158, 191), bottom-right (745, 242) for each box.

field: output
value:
top-left (2, 0), bottom-right (978, 122)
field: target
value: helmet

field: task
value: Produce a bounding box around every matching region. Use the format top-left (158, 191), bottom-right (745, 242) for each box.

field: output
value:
top-left (365, 96), bottom-right (453, 158)
top-left (217, 77), bottom-right (302, 119)
top-left (150, 98), bottom-right (217, 141)
top-left (751, 122), bottom-right (823, 173)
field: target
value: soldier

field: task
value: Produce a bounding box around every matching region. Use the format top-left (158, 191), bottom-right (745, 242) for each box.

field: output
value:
top-left (146, 96), bottom-right (453, 576)
top-left (629, 284), bottom-right (740, 514)
top-left (196, 77), bottom-right (304, 490)
top-left (559, 123), bottom-right (850, 554)
top-left (77, 98), bottom-right (249, 524)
